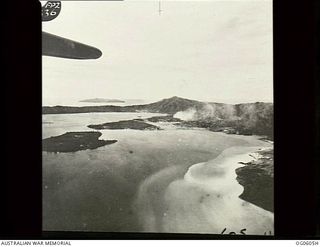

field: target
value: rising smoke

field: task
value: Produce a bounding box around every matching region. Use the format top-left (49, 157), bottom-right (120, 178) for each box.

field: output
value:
top-left (173, 108), bottom-right (197, 121)
top-left (174, 103), bottom-right (240, 121)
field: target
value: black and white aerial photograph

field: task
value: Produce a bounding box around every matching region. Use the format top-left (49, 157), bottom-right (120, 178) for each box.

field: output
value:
top-left (42, 0), bottom-right (273, 235)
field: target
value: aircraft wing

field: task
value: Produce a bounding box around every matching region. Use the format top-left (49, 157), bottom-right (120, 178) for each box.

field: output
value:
top-left (42, 31), bottom-right (102, 59)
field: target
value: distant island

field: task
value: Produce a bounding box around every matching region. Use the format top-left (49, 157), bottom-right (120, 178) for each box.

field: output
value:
top-left (79, 98), bottom-right (125, 103)
top-left (43, 96), bottom-right (273, 140)
top-left (42, 132), bottom-right (117, 153)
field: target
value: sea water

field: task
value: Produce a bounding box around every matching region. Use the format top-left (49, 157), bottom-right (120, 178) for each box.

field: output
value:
top-left (42, 112), bottom-right (273, 234)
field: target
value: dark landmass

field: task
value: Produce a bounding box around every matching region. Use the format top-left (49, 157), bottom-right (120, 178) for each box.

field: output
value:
top-left (177, 118), bottom-right (272, 138)
top-left (43, 96), bottom-right (273, 140)
top-left (235, 149), bottom-right (274, 212)
top-left (42, 132), bottom-right (117, 153)
top-left (42, 105), bottom-right (142, 114)
top-left (88, 120), bottom-right (161, 130)
top-left (146, 115), bottom-right (182, 123)
top-left (143, 96), bottom-right (204, 114)
top-left (79, 98), bottom-right (125, 103)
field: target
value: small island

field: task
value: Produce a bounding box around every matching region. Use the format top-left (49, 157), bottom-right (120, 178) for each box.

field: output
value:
top-left (79, 98), bottom-right (125, 103)
top-left (146, 115), bottom-right (182, 123)
top-left (88, 120), bottom-right (161, 130)
top-left (42, 132), bottom-right (117, 153)
top-left (236, 149), bottom-right (274, 212)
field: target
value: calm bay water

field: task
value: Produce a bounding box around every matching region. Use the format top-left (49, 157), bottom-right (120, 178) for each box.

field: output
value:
top-left (42, 112), bottom-right (273, 234)
top-left (42, 112), bottom-right (166, 139)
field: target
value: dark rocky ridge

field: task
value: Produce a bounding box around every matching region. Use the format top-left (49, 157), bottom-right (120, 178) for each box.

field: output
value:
top-left (43, 132), bottom-right (117, 153)
top-left (235, 149), bottom-right (274, 212)
top-left (143, 96), bottom-right (204, 114)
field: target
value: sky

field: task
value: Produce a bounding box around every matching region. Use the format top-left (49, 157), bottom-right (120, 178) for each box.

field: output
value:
top-left (42, 0), bottom-right (273, 105)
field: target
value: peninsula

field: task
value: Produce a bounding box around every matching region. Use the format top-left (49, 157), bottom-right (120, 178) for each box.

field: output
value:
top-left (88, 120), bottom-right (161, 130)
top-left (42, 132), bottom-right (117, 153)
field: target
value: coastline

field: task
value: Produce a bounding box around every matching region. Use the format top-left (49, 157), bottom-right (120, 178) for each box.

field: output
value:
top-left (42, 110), bottom-right (273, 233)
top-left (133, 140), bottom-right (273, 234)
top-left (43, 128), bottom-right (251, 232)
top-left (236, 147), bottom-right (274, 212)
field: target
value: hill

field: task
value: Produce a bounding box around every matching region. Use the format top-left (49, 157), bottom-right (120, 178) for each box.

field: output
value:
top-left (43, 96), bottom-right (273, 139)
top-left (143, 96), bottom-right (204, 114)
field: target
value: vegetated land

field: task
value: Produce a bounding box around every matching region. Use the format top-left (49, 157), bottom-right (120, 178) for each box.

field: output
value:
top-left (42, 131), bottom-right (117, 153)
top-left (235, 149), bottom-right (274, 212)
top-left (88, 120), bottom-right (161, 130)
top-left (146, 115), bottom-right (183, 123)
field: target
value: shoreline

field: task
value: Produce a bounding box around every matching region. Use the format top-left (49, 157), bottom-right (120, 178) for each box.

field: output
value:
top-left (235, 147), bottom-right (274, 212)
top-left (42, 113), bottom-right (273, 233)
top-left (42, 96), bottom-right (273, 140)
top-left (44, 128), bottom-right (250, 232)
top-left (133, 141), bottom-right (273, 234)
top-left (42, 131), bottom-right (117, 153)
